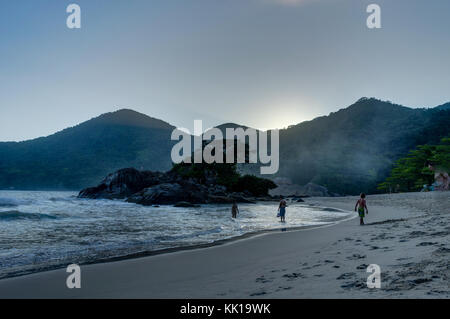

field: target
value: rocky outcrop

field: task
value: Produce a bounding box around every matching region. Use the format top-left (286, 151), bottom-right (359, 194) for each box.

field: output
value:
top-left (300, 183), bottom-right (334, 197)
top-left (127, 182), bottom-right (211, 205)
top-left (78, 168), bottom-right (264, 205)
top-left (127, 183), bottom-right (185, 205)
top-left (269, 177), bottom-right (337, 197)
top-left (78, 168), bottom-right (168, 199)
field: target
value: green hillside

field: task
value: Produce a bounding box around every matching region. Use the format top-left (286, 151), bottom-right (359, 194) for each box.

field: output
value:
top-left (1, 98), bottom-right (449, 194)
top-left (277, 98), bottom-right (450, 194)
top-left (0, 109), bottom-right (176, 190)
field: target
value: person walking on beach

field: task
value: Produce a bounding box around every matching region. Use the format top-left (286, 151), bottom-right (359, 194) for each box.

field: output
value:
top-left (231, 202), bottom-right (239, 219)
top-left (354, 193), bottom-right (368, 225)
top-left (278, 198), bottom-right (287, 222)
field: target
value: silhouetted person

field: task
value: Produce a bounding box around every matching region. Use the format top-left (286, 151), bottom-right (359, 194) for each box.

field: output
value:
top-left (231, 202), bottom-right (239, 218)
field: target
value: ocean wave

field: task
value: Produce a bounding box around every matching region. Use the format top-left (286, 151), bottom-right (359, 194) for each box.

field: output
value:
top-left (0, 210), bottom-right (57, 221)
top-left (0, 197), bottom-right (21, 207)
top-left (49, 196), bottom-right (77, 202)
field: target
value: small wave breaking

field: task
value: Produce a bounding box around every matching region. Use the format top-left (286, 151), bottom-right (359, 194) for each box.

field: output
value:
top-left (0, 210), bottom-right (57, 221)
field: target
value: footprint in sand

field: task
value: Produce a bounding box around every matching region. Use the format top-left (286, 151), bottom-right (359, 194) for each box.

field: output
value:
top-left (283, 272), bottom-right (305, 280)
top-left (408, 231), bottom-right (428, 238)
top-left (256, 276), bottom-right (273, 283)
top-left (416, 242), bottom-right (438, 247)
top-left (411, 278), bottom-right (432, 284)
top-left (347, 254), bottom-right (366, 260)
top-left (430, 231), bottom-right (450, 237)
top-left (396, 257), bottom-right (412, 261)
top-left (277, 286), bottom-right (293, 291)
top-left (341, 281), bottom-right (366, 289)
top-left (433, 247), bottom-right (450, 255)
top-left (250, 291), bottom-right (267, 296)
top-left (337, 272), bottom-right (356, 280)
top-left (356, 263), bottom-right (369, 270)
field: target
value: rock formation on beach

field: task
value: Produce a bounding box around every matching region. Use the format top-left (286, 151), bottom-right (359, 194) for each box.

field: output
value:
top-left (269, 177), bottom-right (337, 197)
top-left (78, 166), bottom-right (277, 206)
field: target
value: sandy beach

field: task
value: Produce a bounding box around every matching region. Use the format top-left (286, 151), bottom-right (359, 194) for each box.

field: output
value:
top-left (0, 192), bottom-right (448, 299)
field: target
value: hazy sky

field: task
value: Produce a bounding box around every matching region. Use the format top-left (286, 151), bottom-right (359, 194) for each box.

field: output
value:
top-left (1, 0), bottom-right (449, 141)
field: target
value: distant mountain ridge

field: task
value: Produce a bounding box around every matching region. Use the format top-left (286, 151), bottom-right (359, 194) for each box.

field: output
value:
top-left (0, 109), bottom-right (176, 190)
top-left (274, 98), bottom-right (450, 194)
top-left (0, 98), bottom-right (449, 193)
top-left (92, 109), bottom-right (174, 130)
top-left (434, 102), bottom-right (450, 111)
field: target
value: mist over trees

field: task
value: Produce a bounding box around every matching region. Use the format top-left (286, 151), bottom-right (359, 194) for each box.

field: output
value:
top-left (271, 98), bottom-right (450, 195)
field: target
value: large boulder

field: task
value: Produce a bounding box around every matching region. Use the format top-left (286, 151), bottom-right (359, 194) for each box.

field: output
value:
top-left (269, 177), bottom-right (305, 197)
top-left (299, 183), bottom-right (332, 197)
top-left (127, 183), bottom-right (207, 205)
top-left (269, 177), bottom-right (333, 197)
top-left (78, 167), bottom-right (274, 205)
top-left (78, 168), bottom-right (165, 199)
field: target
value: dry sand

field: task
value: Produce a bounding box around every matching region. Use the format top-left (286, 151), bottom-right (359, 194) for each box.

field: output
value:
top-left (0, 192), bottom-right (448, 298)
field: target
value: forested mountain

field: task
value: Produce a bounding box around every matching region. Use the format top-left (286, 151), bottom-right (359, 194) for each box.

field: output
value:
top-left (1, 98), bottom-right (449, 194)
top-left (0, 109), bottom-right (176, 189)
top-left (276, 98), bottom-right (450, 194)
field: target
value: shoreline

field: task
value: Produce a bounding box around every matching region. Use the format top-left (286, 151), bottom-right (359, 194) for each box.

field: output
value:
top-left (0, 192), bottom-right (448, 298)
top-left (0, 204), bottom-right (355, 281)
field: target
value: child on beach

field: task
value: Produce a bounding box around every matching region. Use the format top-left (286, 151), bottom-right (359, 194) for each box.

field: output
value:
top-left (354, 193), bottom-right (368, 225)
top-left (278, 198), bottom-right (287, 222)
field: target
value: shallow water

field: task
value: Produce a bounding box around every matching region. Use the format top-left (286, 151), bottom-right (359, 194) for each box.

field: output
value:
top-left (0, 190), bottom-right (352, 279)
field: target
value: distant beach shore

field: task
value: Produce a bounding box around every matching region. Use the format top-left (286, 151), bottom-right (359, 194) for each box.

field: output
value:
top-left (0, 192), bottom-right (448, 298)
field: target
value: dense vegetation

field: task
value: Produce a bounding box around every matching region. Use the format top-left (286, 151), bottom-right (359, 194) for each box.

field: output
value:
top-left (0, 110), bottom-right (176, 190)
top-left (1, 99), bottom-right (449, 195)
top-left (271, 98), bottom-right (450, 195)
top-left (171, 141), bottom-right (277, 196)
top-left (378, 138), bottom-right (450, 192)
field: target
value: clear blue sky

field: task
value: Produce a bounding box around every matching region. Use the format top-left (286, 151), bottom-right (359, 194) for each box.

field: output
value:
top-left (1, 0), bottom-right (449, 141)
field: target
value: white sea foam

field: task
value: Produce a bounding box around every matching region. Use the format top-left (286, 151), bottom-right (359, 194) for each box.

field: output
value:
top-left (0, 190), bottom-right (352, 279)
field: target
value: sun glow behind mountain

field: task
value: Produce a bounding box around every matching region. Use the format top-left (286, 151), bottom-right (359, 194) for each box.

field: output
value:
top-left (251, 100), bottom-right (317, 130)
